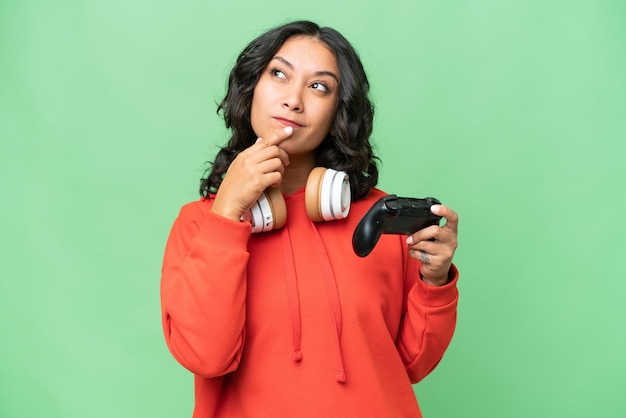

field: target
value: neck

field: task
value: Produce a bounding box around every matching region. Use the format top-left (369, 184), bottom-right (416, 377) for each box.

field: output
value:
top-left (279, 153), bottom-right (316, 195)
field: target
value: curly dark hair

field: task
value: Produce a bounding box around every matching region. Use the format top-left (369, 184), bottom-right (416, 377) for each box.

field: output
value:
top-left (200, 20), bottom-right (379, 200)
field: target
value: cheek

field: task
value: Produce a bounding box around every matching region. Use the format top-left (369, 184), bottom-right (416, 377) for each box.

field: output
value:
top-left (250, 91), bottom-right (266, 135)
top-left (318, 103), bottom-right (337, 132)
top-left (250, 80), bottom-right (276, 121)
top-left (252, 78), bottom-right (275, 106)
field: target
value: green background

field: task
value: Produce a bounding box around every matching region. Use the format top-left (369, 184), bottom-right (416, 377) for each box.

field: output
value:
top-left (1, 0), bottom-right (625, 417)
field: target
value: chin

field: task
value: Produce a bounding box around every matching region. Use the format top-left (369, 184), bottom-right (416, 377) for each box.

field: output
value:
top-left (278, 142), bottom-right (310, 156)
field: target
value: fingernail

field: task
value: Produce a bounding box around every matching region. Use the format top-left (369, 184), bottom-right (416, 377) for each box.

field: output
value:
top-left (284, 126), bottom-right (293, 134)
top-left (255, 137), bottom-right (262, 144)
top-left (406, 236), bottom-right (413, 245)
top-left (431, 205), bottom-right (440, 214)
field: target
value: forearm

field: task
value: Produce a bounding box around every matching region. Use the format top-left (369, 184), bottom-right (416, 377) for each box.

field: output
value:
top-left (161, 203), bottom-right (252, 377)
top-left (397, 265), bottom-right (459, 383)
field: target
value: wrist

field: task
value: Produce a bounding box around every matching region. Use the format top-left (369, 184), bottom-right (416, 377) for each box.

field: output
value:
top-left (420, 270), bottom-right (452, 287)
top-left (211, 199), bottom-right (245, 223)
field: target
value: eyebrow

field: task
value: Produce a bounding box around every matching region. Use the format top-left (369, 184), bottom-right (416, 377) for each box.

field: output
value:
top-left (272, 56), bottom-right (339, 83)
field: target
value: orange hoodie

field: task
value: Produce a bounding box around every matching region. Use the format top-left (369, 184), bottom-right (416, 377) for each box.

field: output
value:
top-left (161, 187), bottom-right (458, 417)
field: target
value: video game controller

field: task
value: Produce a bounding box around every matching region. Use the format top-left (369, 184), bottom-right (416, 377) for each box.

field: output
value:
top-left (352, 195), bottom-right (442, 257)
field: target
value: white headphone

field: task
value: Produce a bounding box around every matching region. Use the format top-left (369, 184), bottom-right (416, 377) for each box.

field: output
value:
top-left (242, 167), bottom-right (351, 233)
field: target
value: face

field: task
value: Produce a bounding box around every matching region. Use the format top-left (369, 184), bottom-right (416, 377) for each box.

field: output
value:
top-left (250, 35), bottom-right (339, 158)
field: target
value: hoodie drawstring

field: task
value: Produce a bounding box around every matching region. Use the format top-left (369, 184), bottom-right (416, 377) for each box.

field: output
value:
top-left (279, 222), bottom-right (347, 383)
top-left (308, 220), bottom-right (347, 383)
top-left (280, 227), bottom-right (302, 362)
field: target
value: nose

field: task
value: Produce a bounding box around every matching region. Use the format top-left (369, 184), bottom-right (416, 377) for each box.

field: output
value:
top-left (282, 85), bottom-right (303, 112)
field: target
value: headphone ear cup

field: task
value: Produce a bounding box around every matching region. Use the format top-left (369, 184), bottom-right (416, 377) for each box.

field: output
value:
top-left (266, 187), bottom-right (287, 229)
top-left (244, 187), bottom-right (287, 233)
top-left (305, 167), bottom-right (326, 222)
top-left (305, 167), bottom-right (351, 222)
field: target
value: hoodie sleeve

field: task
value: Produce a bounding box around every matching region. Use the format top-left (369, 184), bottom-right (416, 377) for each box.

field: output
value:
top-left (160, 199), bottom-right (252, 378)
top-left (395, 245), bottom-right (459, 384)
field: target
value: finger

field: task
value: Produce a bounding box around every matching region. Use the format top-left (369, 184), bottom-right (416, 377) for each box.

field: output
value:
top-left (409, 239), bottom-right (455, 260)
top-left (417, 250), bottom-right (431, 265)
top-left (406, 224), bottom-right (440, 244)
top-left (257, 158), bottom-right (286, 177)
top-left (408, 247), bottom-right (432, 262)
top-left (266, 171), bottom-right (284, 188)
top-left (409, 248), bottom-right (452, 280)
top-left (408, 238), bottom-right (439, 254)
top-left (409, 249), bottom-right (445, 273)
top-left (431, 204), bottom-right (459, 233)
top-left (257, 126), bottom-right (294, 147)
top-left (249, 143), bottom-right (290, 167)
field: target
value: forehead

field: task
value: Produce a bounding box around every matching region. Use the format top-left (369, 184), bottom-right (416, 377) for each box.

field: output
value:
top-left (274, 35), bottom-right (338, 74)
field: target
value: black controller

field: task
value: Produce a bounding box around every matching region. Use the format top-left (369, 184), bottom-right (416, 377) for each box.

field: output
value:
top-left (352, 195), bottom-right (442, 257)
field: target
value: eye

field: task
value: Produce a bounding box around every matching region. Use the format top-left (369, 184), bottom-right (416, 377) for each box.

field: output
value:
top-left (270, 67), bottom-right (287, 79)
top-left (311, 82), bottom-right (330, 93)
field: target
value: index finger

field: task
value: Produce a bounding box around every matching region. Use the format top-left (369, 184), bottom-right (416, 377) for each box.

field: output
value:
top-left (257, 126), bottom-right (294, 147)
top-left (431, 204), bottom-right (459, 233)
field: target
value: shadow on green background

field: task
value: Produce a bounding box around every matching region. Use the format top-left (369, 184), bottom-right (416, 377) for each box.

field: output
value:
top-left (1, 1), bottom-right (624, 417)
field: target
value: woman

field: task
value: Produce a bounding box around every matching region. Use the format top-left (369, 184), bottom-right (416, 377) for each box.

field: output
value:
top-left (161, 20), bottom-right (459, 417)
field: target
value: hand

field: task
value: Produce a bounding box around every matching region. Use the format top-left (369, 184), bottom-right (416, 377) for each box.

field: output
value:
top-left (211, 126), bottom-right (293, 222)
top-left (406, 204), bottom-right (459, 286)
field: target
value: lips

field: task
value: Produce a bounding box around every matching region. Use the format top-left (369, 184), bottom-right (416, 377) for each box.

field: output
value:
top-left (273, 117), bottom-right (305, 129)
